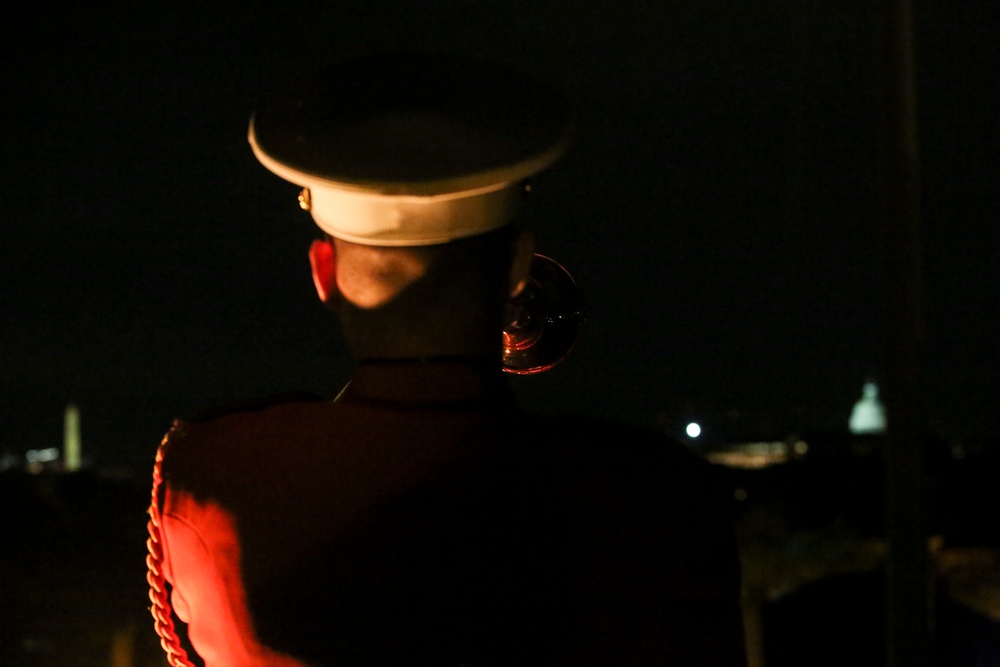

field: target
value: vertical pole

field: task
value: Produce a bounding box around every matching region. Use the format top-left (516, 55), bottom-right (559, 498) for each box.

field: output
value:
top-left (877, 0), bottom-right (932, 664)
top-left (742, 586), bottom-right (765, 667)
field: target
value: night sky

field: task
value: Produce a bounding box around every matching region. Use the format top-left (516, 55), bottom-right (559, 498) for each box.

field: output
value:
top-left (2, 1), bottom-right (997, 467)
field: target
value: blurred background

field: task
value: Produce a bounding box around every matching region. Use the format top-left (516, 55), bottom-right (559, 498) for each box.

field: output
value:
top-left (2, 0), bottom-right (997, 665)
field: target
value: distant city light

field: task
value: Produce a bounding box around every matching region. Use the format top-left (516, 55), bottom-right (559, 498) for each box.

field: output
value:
top-left (685, 422), bottom-right (701, 438)
top-left (26, 448), bottom-right (59, 464)
top-left (706, 441), bottom-right (791, 469)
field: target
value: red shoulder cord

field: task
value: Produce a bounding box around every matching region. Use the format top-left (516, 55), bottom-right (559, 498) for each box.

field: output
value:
top-left (146, 435), bottom-right (197, 667)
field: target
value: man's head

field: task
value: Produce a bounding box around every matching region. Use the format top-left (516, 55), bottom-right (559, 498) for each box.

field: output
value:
top-left (248, 51), bottom-right (572, 361)
top-left (308, 224), bottom-right (536, 311)
top-left (307, 224), bottom-right (535, 360)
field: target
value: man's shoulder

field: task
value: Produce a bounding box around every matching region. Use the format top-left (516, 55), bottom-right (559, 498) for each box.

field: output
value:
top-left (182, 391), bottom-right (328, 424)
top-left (523, 410), bottom-right (725, 494)
top-left (162, 392), bottom-right (327, 453)
top-left (157, 392), bottom-right (331, 492)
top-left (522, 411), bottom-right (741, 568)
top-left (531, 410), bottom-right (707, 461)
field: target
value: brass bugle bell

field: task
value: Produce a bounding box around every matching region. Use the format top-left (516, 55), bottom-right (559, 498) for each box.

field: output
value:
top-left (502, 254), bottom-right (585, 374)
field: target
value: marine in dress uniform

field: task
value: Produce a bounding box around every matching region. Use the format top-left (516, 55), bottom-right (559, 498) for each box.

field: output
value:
top-left (146, 52), bottom-right (748, 667)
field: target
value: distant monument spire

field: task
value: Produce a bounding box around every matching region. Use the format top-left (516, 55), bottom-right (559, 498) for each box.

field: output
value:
top-left (64, 403), bottom-right (82, 471)
top-left (849, 381), bottom-right (887, 435)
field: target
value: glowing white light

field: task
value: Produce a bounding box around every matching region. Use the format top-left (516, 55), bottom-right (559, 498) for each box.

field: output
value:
top-left (685, 422), bottom-right (701, 438)
top-left (849, 381), bottom-right (887, 434)
top-left (26, 448), bottom-right (59, 464)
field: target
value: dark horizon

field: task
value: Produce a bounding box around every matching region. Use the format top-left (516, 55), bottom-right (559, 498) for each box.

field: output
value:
top-left (2, 1), bottom-right (997, 467)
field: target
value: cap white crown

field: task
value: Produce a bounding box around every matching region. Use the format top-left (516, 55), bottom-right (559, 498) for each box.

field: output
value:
top-left (249, 52), bottom-right (573, 246)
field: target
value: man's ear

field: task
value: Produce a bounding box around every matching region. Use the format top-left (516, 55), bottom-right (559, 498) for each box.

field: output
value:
top-left (308, 239), bottom-right (339, 303)
top-left (509, 228), bottom-right (536, 297)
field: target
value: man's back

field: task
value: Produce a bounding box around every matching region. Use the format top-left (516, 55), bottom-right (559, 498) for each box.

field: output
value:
top-left (150, 51), bottom-right (746, 667)
top-left (156, 359), bottom-right (746, 665)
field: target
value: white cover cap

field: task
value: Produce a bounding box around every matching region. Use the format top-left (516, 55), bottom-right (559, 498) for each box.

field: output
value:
top-left (248, 51), bottom-right (573, 246)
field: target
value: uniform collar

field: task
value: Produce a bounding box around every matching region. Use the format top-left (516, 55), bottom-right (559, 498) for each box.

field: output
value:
top-left (341, 356), bottom-right (514, 406)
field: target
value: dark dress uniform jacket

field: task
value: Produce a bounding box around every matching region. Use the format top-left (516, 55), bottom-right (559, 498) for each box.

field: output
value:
top-left (154, 358), bottom-right (747, 666)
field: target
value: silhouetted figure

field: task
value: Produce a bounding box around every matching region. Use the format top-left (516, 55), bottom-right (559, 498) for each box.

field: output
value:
top-left (146, 51), bottom-right (747, 666)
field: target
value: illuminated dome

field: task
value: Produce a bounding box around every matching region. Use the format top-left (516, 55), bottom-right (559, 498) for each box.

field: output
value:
top-left (849, 381), bottom-right (887, 435)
